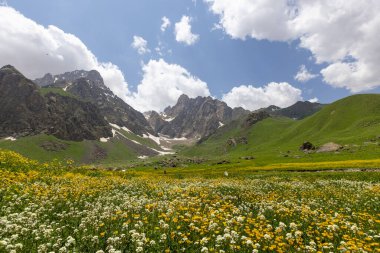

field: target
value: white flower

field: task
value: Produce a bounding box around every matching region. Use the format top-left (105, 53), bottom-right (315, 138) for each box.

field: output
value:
top-left (278, 222), bottom-right (286, 228)
top-left (289, 222), bottom-right (297, 230)
top-left (136, 246), bottom-right (143, 252)
top-left (200, 237), bottom-right (208, 245)
top-left (58, 246), bottom-right (67, 253)
top-left (201, 247), bottom-right (209, 253)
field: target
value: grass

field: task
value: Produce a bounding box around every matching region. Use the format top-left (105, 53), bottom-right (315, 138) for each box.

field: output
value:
top-left (39, 87), bottom-right (80, 99)
top-left (0, 134), bottom-right (141, 164)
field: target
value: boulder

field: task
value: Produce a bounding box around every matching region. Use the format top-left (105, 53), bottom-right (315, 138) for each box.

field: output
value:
top-left (300, 141), bottom-right (315, 151)
top-left (317, 142), bottom-right (343, 153)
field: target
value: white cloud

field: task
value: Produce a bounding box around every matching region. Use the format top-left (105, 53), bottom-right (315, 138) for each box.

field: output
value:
top-left (161, 16), bottom-right (171, 32)
top-left (222, 82), bottom-right (302, 110)
top-left (294, 65), bottom-right (318, 82)
top-left (174, 16), bottom-right (199, 45)
top-left (204, 0), bottom-right (297, 41)
top-left (308, 97), bottom-right (319, 103)
top-left (0, 6), bottom-right (130, 99)
top-left (205, 0), bottom-right (380, 92)
top-left (125, 59), bottom-right (210, 112)
top-left (131, 35), bottom-right (150, 55)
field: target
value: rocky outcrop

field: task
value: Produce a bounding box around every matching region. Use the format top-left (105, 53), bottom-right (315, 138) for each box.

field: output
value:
top-left (0, 65), bottom-right (112, 141)
top-left (300, 141), bottom-right (316, 151)
top-left (35, 70), bottom-right (155, 136)
top-left (243, 111), bottom-right (270, 128)
top-left (145, 111), bottom-right (169, 133)
top-left (148, 94), bottom-right (250, 139)
top-left (317, 142), bottom-right (343, 153)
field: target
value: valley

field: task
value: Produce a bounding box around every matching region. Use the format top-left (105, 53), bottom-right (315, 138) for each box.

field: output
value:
top-left (0, 65), bottom-right (379, 253)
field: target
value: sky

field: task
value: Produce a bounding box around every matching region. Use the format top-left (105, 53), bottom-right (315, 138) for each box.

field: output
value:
top-left (0, 0), bottom-right (379, 112)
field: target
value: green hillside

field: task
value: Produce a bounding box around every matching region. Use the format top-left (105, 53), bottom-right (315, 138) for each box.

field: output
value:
top-left (181, 94), bottom-right (380, 164)
top-left (0, 126), bottom-right (165, 165)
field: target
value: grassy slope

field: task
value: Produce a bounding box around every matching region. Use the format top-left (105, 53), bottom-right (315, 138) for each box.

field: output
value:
top-left (181, 94), bottom-right (380, 165)
top-left (39, 87), bottom-right (79, 99)
top-left (0, 134), bottom-right (139, 164)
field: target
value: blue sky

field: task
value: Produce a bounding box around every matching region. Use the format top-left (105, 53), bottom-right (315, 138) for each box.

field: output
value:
top-left (1, 0), bottom-right (379, 112)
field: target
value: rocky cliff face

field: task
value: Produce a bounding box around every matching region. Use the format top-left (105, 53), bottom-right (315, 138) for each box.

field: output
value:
top-left (0, 65), bottom-right (112, 141)
top-left (146, 94), bottom-right (250, 139)
top-left (34, 70), bottom-right (155, 136)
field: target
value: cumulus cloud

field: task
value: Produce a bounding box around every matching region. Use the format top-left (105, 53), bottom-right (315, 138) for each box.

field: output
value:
top-left (205, 0), bottom-right (380, 92)
top-left (161, 16), bottom-right (171, 32)
top-left (222, 82), bottom-right (302, 111)
top-left (294, 65), bottom-right (318, 82)
top-left (308, 97), bottom-right (319, 103)
top-left (125, 59), bottom-right (210, 112)
top-left (0, 6), bottom-right (130, 99)
top-left (174, 16), bottom-right (199, 45)
top-left (131, 36), bottom-right (150, 55)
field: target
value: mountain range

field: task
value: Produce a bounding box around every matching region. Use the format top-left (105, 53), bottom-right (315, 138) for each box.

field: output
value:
top-left (0, 65), bottom-right (343, 163)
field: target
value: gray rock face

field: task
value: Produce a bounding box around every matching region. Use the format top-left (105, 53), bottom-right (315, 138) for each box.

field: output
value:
top-left (34, 70), bottom-right (155, 136)
top-left (0, 65), bottom-right (112, 141)
top-left (243, 111), bottom-right (270, 128)
top-left (147, 94), bottom-right (250, 139)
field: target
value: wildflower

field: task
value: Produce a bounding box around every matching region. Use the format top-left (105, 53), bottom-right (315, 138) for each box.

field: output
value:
top-left (201, 247), bottom-right (209, 253)
top-left (289, 222), bottom-right (297, 230)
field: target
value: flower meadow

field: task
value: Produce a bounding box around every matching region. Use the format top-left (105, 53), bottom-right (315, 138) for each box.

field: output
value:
top-left (0, 150), bottom-right (379, 253)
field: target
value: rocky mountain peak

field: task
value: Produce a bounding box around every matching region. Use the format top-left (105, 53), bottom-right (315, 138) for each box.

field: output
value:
top-left (35, 69), bottom-right (156, 136)
top-left (148, 94), bottom-right (250, 139)
top-left (34, 69), bottom-right (105, 88)
top-left (0, 65), bottom-right (112, 141)
top-left (0, 65), bottom-right (22, 73)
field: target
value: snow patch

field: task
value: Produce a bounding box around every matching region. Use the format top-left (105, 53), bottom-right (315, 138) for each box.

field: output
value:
top-left (218, 121), bottom-right (224, 128)
top-left (109, 123), bottom-right (121, 130)
top-left (164, 117), bottom-right (175, 122)
top-left (121, 126), bottom-right (132, 133)
top-left (159, 135), bottom-right (188, 141)
top-left (110, 123), bottom-right (133, 134)
top-left (100, 137), bottom-right (110, 143)
top-left (150, 148), bottom-right (175, 156)
top-left (63, 82), bottom-right (72, 91)
top-left (143, 133), bottom-right (161, 145)
top-left (112, 129), bottom-right (117, 137)
top-left (138, 156), bottom-right (148, 159)
top-left (112, 129), bottom-right (142, 145)
top-left (4, 137), bottom-right (16, 141)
